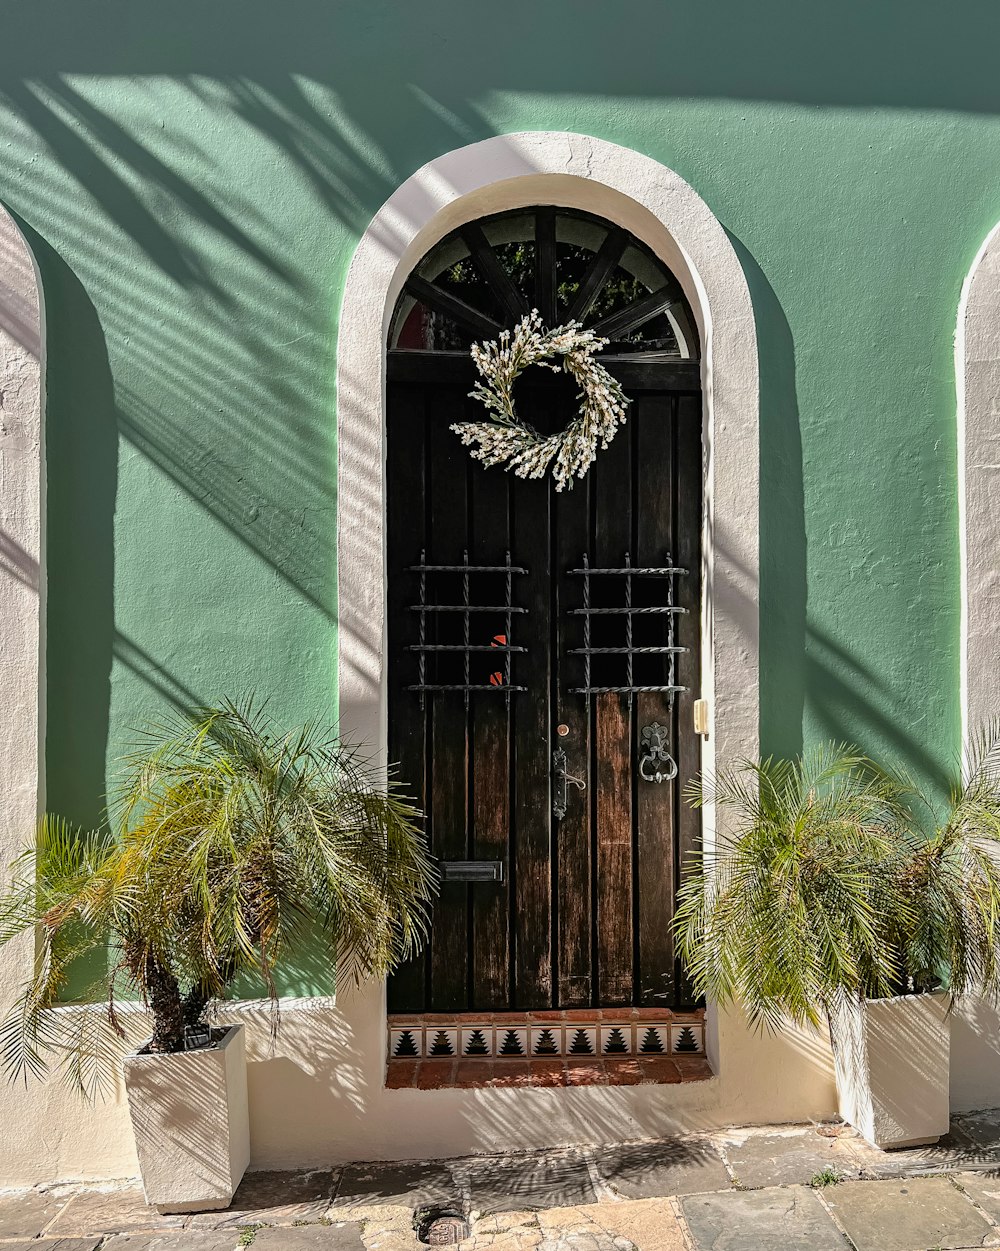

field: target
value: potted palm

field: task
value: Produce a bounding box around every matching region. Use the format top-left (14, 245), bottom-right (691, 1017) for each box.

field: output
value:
top-left (0, 700), bottom-right (436, 1211)
top-left (675, 735), bottom-right (1000, 1149)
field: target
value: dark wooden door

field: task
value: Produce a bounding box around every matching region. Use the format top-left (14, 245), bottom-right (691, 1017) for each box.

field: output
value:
top-left (386, 356), bottom-right (702, 1013)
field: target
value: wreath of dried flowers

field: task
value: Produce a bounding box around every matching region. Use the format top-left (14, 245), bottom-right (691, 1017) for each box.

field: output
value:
top-left (450, 310), bottom-right (630, 492)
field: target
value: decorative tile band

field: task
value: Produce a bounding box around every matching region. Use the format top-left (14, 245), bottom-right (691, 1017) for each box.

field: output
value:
top-left (388, 1015), bottom-right (705, 1060)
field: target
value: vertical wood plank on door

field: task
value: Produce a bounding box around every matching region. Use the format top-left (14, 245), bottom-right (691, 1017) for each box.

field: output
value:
top-left (469, 460), bottom-right (511, 1007)
top-left (385, 382), bottom-right (428, 1012)
top-left (511, 470), bottom-right (552, 1007)
top-left (595, 695), bottom-right (633, 1004)
top-left (594, 422), bottom-right (633, 1006)
top-left (673, 391), bottom-right (703, 1006)
top-left (427, 389), bottom-right (471, 1010)
top-left (555, 475), bottom-right (593, 1007)
top-left (386, 323), bottom-right (703, 1014)
top-left (635, 393), bottom-right (678, 1007)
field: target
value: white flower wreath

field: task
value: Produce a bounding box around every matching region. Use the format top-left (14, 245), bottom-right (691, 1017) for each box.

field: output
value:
top-left (451, 310), bottom-right (630, 492)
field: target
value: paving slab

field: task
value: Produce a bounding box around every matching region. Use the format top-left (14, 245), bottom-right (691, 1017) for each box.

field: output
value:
top-left (0, 1188), bottom-right (72, 1238)
top-left (471, 1234), bottom-right (541, 1251)
top-left (464, 1150), bottom-right (597, 1214)
top-left (469, 1212), bottom-right (543, 1249)
top-left (916, 1117), bottom-right (1000, 1168)
top-left (823, 1177), bottom-right (998, 1251)
top-left (540, 1199), bottom-right (687, 1250)
top-left (1, 1240), bottom-right (103, 1251)
top-left (593, 1138), bottom-right (729, 1199)
top-left (952, 1172), bottom-right (1000, 1221)
top-left (356, 1236), bottom-right (420, 1251)
top-left (103, 1235), bottom-right (243, 1250)
top-left (188, 1169), bottom-right (336, 1229)
top-left (832, 1115), bottom-right (1000, 1178)
top-left (338, 1201), bottom-right (413, 1228)
top-left (720, 1129), bottom-right (867, 1189)
top-left (679, 1185), bottom-right (847, 1251)
top-left (955, 1109), bottom-right (1000, 1147)
top-left (847, 1133), bottom-right (1000, 1178)
top-left (333, 1161), bottom-right (458, 1210)
top-left (45, 1188), bottom-right (183, 1236)
top-left (253, 1223), bottom-right (366, 1249)
top-left (474, 1211), bottom-right (540, 1233)
top-left (536, 1230), bottom-right (623, 1250)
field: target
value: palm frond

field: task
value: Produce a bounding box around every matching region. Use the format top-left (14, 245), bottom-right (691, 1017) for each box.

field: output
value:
top-left (676, 746), bottom-right (911, 1030)
top-left (0, 697), bottom-right (437, 1096)
top-left (678, 728), bottom-right (1000, 1031)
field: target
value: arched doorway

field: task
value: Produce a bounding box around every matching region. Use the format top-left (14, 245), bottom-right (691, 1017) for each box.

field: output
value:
top-left (386, 206), bottom-right (703, 1017)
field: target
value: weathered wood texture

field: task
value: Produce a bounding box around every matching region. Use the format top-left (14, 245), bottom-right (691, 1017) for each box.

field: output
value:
top-left (387, 381), bottom-right (701, 1012)
top-left (386, 206), bottom-right (702, 1012)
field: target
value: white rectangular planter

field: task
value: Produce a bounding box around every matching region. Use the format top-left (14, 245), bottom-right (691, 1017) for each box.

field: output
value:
top-left (832, 992), bottom-right (950, 1149)
top-left (123, 1023), bottom-right (250, 1213)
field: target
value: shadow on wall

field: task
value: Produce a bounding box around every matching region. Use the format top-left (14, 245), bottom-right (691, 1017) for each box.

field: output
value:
top-left (732, 237), bottom-right (808, 762)
top-left (4, 1), bottom-right (1000, 113)
top-left (216, 1001), bottom-right (371, 1169)
top-left (16, 222), bottom-right (117, 830)
top-left (18, 75), bottom-right (343, 620)
top-left (715, 517), bottom-right (952, 795)
top-left (0, 0), bottom-right (971, 819)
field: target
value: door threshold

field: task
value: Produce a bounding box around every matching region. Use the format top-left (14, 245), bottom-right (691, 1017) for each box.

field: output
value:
top-left (386, 1054), bottom-right (713, 1090)
top-left (388, 1008), bottom-right (705, 1063)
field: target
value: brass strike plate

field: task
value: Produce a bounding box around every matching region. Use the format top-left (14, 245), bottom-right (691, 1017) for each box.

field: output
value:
top-left (693, 699), bottom-right (709, 737)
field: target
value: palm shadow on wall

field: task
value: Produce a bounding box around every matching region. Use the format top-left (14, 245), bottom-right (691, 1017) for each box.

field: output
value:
top-left (0, 73), bottom-right (486, 802)
top-left (727, 236), bottom-right (951, 792)
top-left (0, 15), bottom-right (963, 825)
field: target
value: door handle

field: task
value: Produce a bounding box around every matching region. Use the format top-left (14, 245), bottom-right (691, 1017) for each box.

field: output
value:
top-left (552, 749), bottom-right (586, 821)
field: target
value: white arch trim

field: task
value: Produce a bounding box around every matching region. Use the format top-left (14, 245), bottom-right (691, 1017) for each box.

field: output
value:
top-left (0, 203), bottom-right (45, 1011)
top-left (958, 222), bottom-right (1000, 741)
top-left (336, 132), bottom-right (760, 805)
top-left (940, 226), bottom-right (1000, 1118)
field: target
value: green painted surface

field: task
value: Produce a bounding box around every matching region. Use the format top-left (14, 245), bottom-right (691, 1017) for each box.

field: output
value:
top-left (1, 1), bottom-right (990, 990)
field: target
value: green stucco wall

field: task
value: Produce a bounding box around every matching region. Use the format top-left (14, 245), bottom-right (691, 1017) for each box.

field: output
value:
top-left (1, 2), bottom-right (990, 876)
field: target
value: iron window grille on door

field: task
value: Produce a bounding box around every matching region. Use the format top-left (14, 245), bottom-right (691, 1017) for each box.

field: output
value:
top-left (569, 552), bottom-right (688, 703)
top-left (407, 549), bottom-right (528, 706)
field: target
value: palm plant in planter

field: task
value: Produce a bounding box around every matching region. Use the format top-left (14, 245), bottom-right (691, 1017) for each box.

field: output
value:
top-left (0, 700), bottom-right (436, 1210)
top-left (675, 735), bottom-right (1000, 1148)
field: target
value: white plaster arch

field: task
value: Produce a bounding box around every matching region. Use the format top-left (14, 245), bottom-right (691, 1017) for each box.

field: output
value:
top-left (943, 227), bottom-right (1000, 1116)
top-left (335, 132), bottom-right (777, 1109)
top-left (0, 202), bottom-right (45, 1078)
top-left (0, 202), bottom-right (45, 896)
top-left (958, 221), bottom-right (1000, 741)
top-left (336, 133), bottom-right (760, 799)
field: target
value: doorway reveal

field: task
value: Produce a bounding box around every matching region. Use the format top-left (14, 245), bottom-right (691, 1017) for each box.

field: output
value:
top-left (386, 208), bottom-right (704, 1033)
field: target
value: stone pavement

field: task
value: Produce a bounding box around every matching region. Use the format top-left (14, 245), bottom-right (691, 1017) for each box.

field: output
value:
top-left (7, 1108), bottom-right (1000, 1249)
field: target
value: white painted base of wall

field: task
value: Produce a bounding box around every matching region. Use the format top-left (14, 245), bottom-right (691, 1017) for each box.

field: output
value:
top-left (123, 1025), bottom-right (250, 1213)
top-left (17, 988), bottom-right (1000, 1186)
top-left (948, 996), bottom-right (1000, 1113)
top-left (832, 994), bottom-right (950, 1150)
top-left (0, 991), bottom-right (839, 1186)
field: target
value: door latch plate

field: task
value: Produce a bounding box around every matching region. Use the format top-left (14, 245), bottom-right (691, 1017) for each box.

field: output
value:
top-left (439, 860), bottom-right (505, 883)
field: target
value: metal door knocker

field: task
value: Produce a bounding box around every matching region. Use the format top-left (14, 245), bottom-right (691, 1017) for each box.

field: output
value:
top-left (552, 749), bottom-right (586, 820)
top-left (639, 722), bottom-right (677, 784)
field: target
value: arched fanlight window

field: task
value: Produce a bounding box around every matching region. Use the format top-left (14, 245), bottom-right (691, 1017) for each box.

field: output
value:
top-left (389, 206), bottom-right (699, 361)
